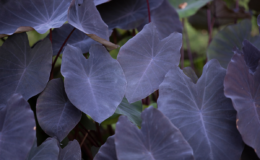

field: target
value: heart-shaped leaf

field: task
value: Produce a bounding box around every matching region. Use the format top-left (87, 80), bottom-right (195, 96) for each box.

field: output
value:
top-left (207, 19), bottom-right (260, 68)
top-left (117, 22), bottom-right (182, 103)
top-left (224, 41), bottom-right (260, 158)
top-left (0, 94), bottom-right (36, 160)
top-left (59, 140), bottom-right (81, 160)
top-left (94, 136), bottom-right (117, 160)
top-left (97, 0), bottom-right (163, 30)
top-left (50, 24), bottom-right (95, 56)
top-left (158, 60), bottom-right (244, 160)
top-left (61, 44), bottom-right (126, 123)
top-left (68, 0), bottom-right (118, 50)
top-left (115, 106), bottom-right (194, 160)
top-left (36, 78), bottom-right (82, 142)
top-left (0, 33), bottom-right (52, 105)
top-left (115, 97), bottom-right (142, 127)
top-left (0, 0), bottom-right (72, 35)
top-left (27, 138), bottom-right (59, 160)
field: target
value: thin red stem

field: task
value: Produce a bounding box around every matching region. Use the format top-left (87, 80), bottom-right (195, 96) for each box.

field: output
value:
top-left (49, 29), bottom-right (52, 43)
top-left (49, 28), bottom-right (76, 80)
top-left (146, 0), bottom-right (151, 22)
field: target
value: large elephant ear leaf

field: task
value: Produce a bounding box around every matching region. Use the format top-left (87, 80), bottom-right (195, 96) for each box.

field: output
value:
top-left (242, 40), bottom-right (260, 74)
top-left (97, 0), bottom-right (163, 30)
top-left (68, 0), bottom-right (118, 50)
top-left (36, 79), bottom-right (82, 142)
top-left (27, 138), bottom-right (59, 160)
top-left (59, 140), bottom-right (81, 160)
top-left (115, 107), bottom-right (194, 160)
top-left (207, 19), bottom-right (260, 68)
top-left (0, 0), bottom-right (71, 35)
top-left (94, 136), bottom-right (117, 160)
top-left (0, 94), bottom-right (36, 160)
top-left (61, 44), bottom-right (126, 123)
top-left (0, 33), bottom-right (52, 105)
top-left (117, 22), bottom-right (182, 103)
top-left (158, 60), bottom-right (244, 160)
top-left (224, 43), bottom-right (260, 157)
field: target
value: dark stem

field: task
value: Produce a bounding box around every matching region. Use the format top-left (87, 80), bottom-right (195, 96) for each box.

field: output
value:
top-left (183, 19), bottom-right (194, 70)
top-left (49, 29), bottom-right (52, 43)
top-left (95, 122), bottom-right (104, 144)
top-left (1, 38), bottom-right (5, 42)
top-left (80, 132), bottom-right (89, 147)
top-left (78, 134), bottom-right (93, 160)
top-left (234, 0), bottom-right (239, 24)
top-left (207, 3), bottom-right (214, 45)
top-left (132, 29), bottom-right (136, 37)
top-left (112, 29), bottom-right (118, 44)
top-left (80, 123), bottom-right (100, 147)
top-left (146, 0), bottom-right (151, 22)
top-left (49, 28), bottom-right (76, 80)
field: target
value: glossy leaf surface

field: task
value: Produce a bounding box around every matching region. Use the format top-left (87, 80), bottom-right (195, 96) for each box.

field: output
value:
top-left (0, 0), bottom-right (72, 34)
top-left (118, 23), bottom-right (182, 103)
top-left (37, 79), bottom-right (82, 142)
top-left (51, 24), bottom-right (95, 56)
top-left (224, 51), bottom-right (260, 157)
top-left (158, 60), bottom-right (244, 160)
top-left (207, 19), bottom-right (260, 68)
top-left (0, 94), bottom-right (36, 160)
top-left (0, 33), bottom-right (52, 105)
top-left (115, 106), bottom-right (194, 160)
top-left (61, 44), bottom-right (126, 123)
top-left (94, 136), bottom-right (117, 160)
top-left (59, 140), bottom-right (81, 160)
top-left (98, 0), bottom-right (164, 30)
top-left (27, 138), bottom-right (59, 160)
top-left (115, 97), bottom-right (142, 127)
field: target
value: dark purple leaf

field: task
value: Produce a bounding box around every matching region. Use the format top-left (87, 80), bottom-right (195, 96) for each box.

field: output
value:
top-left (94, 136), bottom-right (117, 160)
top-left (207, 19), bottom-right (260, 68)
top-left (115, 106), bottom-right (194, 160)
top-left (158, 60), bottom-right (244, 160)
top-left (50, 24), bottom-right (95, 56)
top-left (0, 0), bottom-right (72, 35)
top-left (117, 22), bottom-right (182, 103)
top-left (224, 52), bottom-right (260, 158)
top-left (97, 0), bottom-right (164, 30)
top-left (183, 67), bottom-right (198, 83)
top-left (61, 44), bottom-right (126, 123)
top-left (0, 33), bottom-right (52, 105)
top-left (27, 138), bottom-right (59, 160)
top-left (59, 140), bottom-right (81, 160)
top-left (242, 40), bottom-right (260, 74)
top-left (94, 0), bottom-right (110, 6)
top-left (258, 15), bottom-right (260, 29)
top-left (0, 94), bottom-right (36, 160)
top-left (36, 79), bottom-right (82, 142)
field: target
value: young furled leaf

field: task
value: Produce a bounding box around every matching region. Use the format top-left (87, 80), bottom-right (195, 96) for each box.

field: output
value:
top-left (0, 94), bottom-right (36, 160)
top-left (97, 0), bottom-right (163, 30)
top-left (59, 140), bottom-right (81, 160)
top-left (94, 136), bottom-right (117, 160)
top-left (115, 106), bottom-right (194, 160)
top-left (0, 0), bottom-right (72, 35)
top-left (224, 52), bottom-right (260, 158)
top-left (27, 138), bottom-right (59, 160)
top-left (158, 60), bottom-right (244, 160)
top-left (61, 44), bottom-right (126, 123)
top-left (50, 24), bottom-right (95, 56)
top-left (36, 79), bottom-right (82, 142)
top-left (68, 0), bottom-right (118, 50)
top-left (242, 40), bottom-right (260, 74)
top-left (207, 19), bottom-right (260, 68)
top-left (0, 33), bottom-right (52, 105)
top-left (118, 22), bottom-right (182, 103)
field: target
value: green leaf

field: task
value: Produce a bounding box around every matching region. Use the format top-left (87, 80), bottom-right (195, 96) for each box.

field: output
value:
top-left (168, 0), bottom-right (212, 18)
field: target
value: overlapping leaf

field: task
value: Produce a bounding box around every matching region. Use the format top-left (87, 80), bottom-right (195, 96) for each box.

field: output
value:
top-left (61, 44), bottom-right (126, 123)
top-left (207, 19), bottom-right (260, 68)
top-left (0, 33), bottom-right (52, 105)
top-left (115, 97), bottom-right (142, 127)
top-left (158, 60), bottom-right (244, 160)
top-left (0, 0), bottom-right (72, 35)
top-left (50, 24), bottom-right (95, 56)
top-left (97, 0), bottom-right (164, 30)
top-left (115, 106), bottom-right (194, 160)
top-left (94, 136), bottom-right (117, 160)
top-left (94, 0), bottom-right (110, 6)
top-left (59, 140), bottom-right (81, 160)
top-left (118, 22), bottom-right (182, 103)
top-left (224, 41), bottom-right (260, 158)
top-left (36, 79), bottom-right (82, 142)
top-left (0, 94), bottom-right (36, 160)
